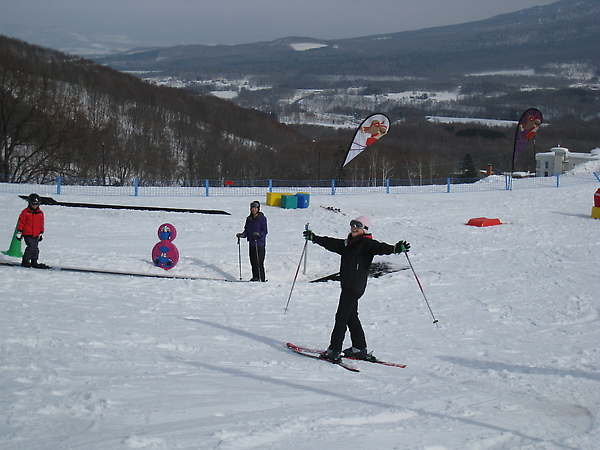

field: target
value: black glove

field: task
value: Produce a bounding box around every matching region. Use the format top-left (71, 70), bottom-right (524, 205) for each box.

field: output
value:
top-left (252, 232), bottom-right (260, 238)
top-left (38, 233), bottom-right (43, 242)
top-left (303, 229), bottom-right (315, 241)
top-left (16, 231), bottom-right (22, 241)
top-left (394, 240), bottom-right (410, 253)
top-left (236, 232), bottom-right (243, 239)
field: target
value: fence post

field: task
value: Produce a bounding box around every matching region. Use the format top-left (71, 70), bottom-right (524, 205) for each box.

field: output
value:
top-left (331, 179), bottom-right (335, 195)
top-left (56, 176), bottom-right (62, 195)
top-left (134, 178), bottom-right (139, 196)
top-left (386, 178), bottom-right (390, 194)
top-left (269, 179), bottom-right (273, 193)
top-left (205, 179), bottom-right (210, 197)
top-left (446, 178), bottom-right (451, 193)
top-left (556, 173), bottom-right (560, 188)
top-left (505, 175), bottom-right (511, 191)
top-left (594, 171), bottom-right (600, 182)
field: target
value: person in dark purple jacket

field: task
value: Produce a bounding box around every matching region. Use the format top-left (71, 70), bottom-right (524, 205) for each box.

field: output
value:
top-left (236, 201), bottom-right (268, 281)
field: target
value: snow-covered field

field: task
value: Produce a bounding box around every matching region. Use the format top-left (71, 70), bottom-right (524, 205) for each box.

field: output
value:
top-left (1, 179), bottom-right (599, 449)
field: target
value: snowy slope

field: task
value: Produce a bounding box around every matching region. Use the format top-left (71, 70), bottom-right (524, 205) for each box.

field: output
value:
top-left (1, 181), bottom-right (598, 449)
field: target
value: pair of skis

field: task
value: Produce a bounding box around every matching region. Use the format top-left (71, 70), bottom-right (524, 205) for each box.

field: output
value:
top-left (287, 343), bottom-right (406, 372)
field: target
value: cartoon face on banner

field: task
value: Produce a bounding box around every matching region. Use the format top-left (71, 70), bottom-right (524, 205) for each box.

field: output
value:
top-left (152, 223), bottom-right (179, 270)
top-left (362, 119), bottom-right (388, 146)
top-left (518, 112), bottom-right (542, 141)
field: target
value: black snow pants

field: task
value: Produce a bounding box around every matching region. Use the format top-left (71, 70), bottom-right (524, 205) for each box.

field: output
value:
top-left (249, 245), bottom-right (266, 281)
top-left (328, 288), bottom-right (366, 352)
top-left (22, 235), bottom-right (41, 265)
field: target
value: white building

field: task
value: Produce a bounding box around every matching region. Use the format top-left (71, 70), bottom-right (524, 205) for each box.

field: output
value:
top-left (535, 147), bottom-right (600, 177)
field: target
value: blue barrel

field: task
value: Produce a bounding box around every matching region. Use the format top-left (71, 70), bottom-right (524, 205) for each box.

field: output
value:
top-left (295, 192), bottom-right (310, 209)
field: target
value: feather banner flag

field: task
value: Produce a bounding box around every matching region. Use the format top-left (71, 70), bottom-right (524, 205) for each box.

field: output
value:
top-left (342, 113), bottom-right (390, 168)
top-left (512, 108), bottom-right (542, 167)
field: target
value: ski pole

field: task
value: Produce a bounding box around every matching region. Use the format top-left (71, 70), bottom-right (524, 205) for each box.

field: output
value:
top-left (237, 235), bottom-right (242, 281)
top-left (253, 234), bottom-right (263, 281)
top-left (303, 223), bottom-right (309, 275)
top-left (284, 226), bottom-right (309, 314)
top-left (404, 251), bottom-right (439, 326)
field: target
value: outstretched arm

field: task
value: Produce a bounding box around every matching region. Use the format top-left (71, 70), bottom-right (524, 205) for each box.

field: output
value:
top-left (303, 229), bottom-right (345, 255)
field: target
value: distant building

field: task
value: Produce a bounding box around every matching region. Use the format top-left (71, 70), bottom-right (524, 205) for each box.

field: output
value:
top-left (535, 147), bottom-right (600, 177)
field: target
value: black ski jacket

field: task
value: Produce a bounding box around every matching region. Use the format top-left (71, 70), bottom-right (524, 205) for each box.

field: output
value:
top-left (313, 233), bottom-right (394, 296)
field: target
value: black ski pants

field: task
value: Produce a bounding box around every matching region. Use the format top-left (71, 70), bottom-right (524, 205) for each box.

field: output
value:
top-left (249, 245), bottom-right (266, 281)
top-left (22, 235), bottom-right (41, 264)
top-left (328, 288), bottom-right (366, 352)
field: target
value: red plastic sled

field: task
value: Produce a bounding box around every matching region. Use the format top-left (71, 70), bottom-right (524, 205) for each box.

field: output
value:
top-left (467, 217), bottom-right (502, 227)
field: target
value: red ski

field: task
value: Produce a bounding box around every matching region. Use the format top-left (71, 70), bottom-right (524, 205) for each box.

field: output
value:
top-left (286, 343), bottom-right (359, 372)
top-left (289, 343), bottom-right (406, 368)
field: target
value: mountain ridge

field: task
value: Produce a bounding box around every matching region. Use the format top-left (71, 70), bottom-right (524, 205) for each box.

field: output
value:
top-left (97, 0), bottom-right (599, 78)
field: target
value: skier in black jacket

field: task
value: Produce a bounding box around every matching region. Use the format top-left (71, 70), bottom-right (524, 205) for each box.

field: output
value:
top-left (303, 216), bottom-right (410, 363)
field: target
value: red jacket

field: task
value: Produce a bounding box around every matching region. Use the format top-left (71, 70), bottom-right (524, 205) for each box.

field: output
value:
top-left (18, 206), bottom-right (45, 237)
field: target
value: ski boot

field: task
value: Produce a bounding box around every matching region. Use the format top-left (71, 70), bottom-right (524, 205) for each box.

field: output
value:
top-left (342, 347), bottom-right (369, 360)
top-left (319, 348), bottom-right (342, 363)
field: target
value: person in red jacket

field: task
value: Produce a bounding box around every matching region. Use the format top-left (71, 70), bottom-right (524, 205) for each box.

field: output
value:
top-left (17, 193), bottom-right (47, 268)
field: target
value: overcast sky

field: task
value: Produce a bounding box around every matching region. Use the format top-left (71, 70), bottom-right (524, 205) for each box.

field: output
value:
top-left (1, 0), bottom-right (558, 48)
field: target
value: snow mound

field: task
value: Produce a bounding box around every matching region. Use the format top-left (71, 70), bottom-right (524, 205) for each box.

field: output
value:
top-left (290, 42), bottom-right (328, 51)
top-left (565, 159), bottom-right (600, 176)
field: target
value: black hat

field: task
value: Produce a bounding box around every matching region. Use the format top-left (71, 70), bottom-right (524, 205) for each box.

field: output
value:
top-left (250, 201), bottom-right (260, 210)
top-left (28, 193), bottom-right (41, 205)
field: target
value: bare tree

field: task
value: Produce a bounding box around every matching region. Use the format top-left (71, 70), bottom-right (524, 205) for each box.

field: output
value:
top-left (0, 54), bottom-right (76, 181)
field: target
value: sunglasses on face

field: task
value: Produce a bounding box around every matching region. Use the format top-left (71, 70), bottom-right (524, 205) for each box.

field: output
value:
top-left (350, 220), bottom-right (365, 229)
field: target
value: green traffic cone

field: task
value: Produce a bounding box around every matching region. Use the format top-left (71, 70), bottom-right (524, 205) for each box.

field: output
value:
top-left (2, 223), bottom-right (23, 258)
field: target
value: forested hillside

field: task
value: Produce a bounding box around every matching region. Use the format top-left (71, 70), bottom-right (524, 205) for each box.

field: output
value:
top-left (296, 115), bottom-right (600, 183)
top-left (1, 35), bottom-right (599, 185)
top-left (0, 36), bottom-right (313, 183)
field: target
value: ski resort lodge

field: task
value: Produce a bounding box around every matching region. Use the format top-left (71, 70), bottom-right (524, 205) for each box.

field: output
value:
top-left (535, 147), bottom-right (600, 177)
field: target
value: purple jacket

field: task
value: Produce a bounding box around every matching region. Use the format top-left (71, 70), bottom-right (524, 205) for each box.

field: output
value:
top-left (242, 212), bottom-right (268, 247)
